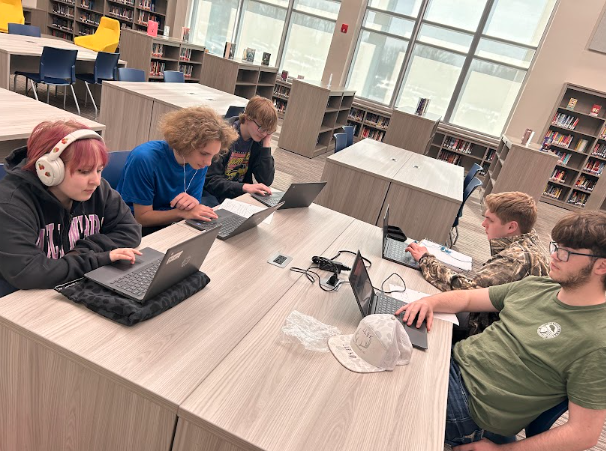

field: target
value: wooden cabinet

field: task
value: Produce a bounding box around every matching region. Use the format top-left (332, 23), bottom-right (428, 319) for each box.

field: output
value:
top-left (199, 53), bottom-right (278, 100)
top-left (120, 29), bottom-right (205, 82)
top-left (541, 83), bottom-right (606, 210)
top-left (383, 108), bottom-right (440, 154)
top-left (484, 135), bottom-right (558, 203)
top-left (347, 100), bottom-right (391, 143)
top-left (278, 80), bottom-right (355, 158)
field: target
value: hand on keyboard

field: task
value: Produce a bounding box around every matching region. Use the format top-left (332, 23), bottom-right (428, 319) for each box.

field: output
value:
top-left (243, 183), bottom-right (272, 196)
top-left (183, 204), bottom-right (218, 222)
top-left (110, 248), bottom-right (143, 264)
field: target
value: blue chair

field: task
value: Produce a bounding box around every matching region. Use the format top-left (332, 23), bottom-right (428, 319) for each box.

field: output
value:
top-left (342, 125), bottom-right (355, 147)
top-left (76, 52), bottom-right (120, 118)
top-left (450, 176), bottom-right (482, 245)
top-left (14, 46), bottom-right (80, 115)
top-left (117, 67), bottom-right (146, 82)
top-left (224, 105), bottom-right (245, 119)
top-left (334, 132), bottom-right (347, 153)
top-left (8, 23), bottom-right (41, 36)
top-left (163, 70), bottom-right (185, 83)
top-left (102, 150), bottom-right (130, 189)
top-left (0, 163), bottom-right (6, 180)
top-left (464, 163), bottom-right (483, 192)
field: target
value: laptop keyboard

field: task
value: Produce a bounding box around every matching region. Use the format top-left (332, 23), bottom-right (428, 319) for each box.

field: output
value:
top-left (385, 239), bottom-right (419, 267)
top-left (110, 259), bottom-right (161, 298)
top-left (254, 193), bottom-right (282, 207)
top-left (374, 292), bottom-right (404, 315)
top-left (192, 215), bottom-right (245, 237)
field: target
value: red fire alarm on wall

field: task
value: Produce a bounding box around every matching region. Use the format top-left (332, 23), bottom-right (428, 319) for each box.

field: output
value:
top-left (341, 23), bottom-right (348, 33)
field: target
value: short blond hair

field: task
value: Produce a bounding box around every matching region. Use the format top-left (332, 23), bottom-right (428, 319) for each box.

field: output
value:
top-left (485, 192), bottom-right (537, 234)
top-left (160, 106), bottom-right (238, 156)
top-left (239, 96), bottom-right (278, 133)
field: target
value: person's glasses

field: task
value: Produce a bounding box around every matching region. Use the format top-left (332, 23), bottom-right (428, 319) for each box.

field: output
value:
top-left (251, 119), bottom-right (269, 135)
top-left (549, 242), bottom-right (604, 262)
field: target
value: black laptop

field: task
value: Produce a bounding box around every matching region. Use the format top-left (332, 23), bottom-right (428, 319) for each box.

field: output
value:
top-left (185, 202), bottom-right (283, 240)
top-left (349, 251), bottom-right (428, 350)
top-left (250, 181), bottom-right (327, 209)
top-left (85, 226), bottom-right (220, 302)
top-left (382, 205), bottom-right (420, 270)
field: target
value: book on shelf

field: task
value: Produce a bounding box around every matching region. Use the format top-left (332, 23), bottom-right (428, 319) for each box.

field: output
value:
top-left (223, 42), bottom-right (233, 59)
top-left (551, 149), bottom-right (571, 165)
top-left (592, 143), bottom-right (606, 158)
top-left (550, 168), bottom-right (567, 183)
top-left (544, 183), bottom-right (563, 199)
top-left (551, 113), bottom-right (579, 130)
top-left (244, 48), bottom-right (255, 63)
top-left (181, 27), bottom-right (190, 43)
top-left (179, 47), bottom-right (192, 61)
top-left (566, 98), bottom-right (577, 110)
top-left (261, 52), bottom-right (271, 66)
top-left (574, 139), bottom-right (588, 153)
top-left (438, 150), bottom-right (462, 165)
top-left (568, 191), bottom-right (589, 207)
top-left (178, 64), bottom-right (193, 78)
top-left (151, 43), bottom-right (163, 57)
top-left (543, 130), bottom-right (573, 149)
top-left (599, 125), bottom-right (606, 140)
top-left (575, 175), bottom-right (596, 192)
top-left (444, 137), bottom-right (472, 154)
top-left (584, 159), bottom-right (605, 176)
top-left (590, 104), bottom-right (602, 117)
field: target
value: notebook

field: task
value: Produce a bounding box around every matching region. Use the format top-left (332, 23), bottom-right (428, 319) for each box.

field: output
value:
top-left (251, 182), bottom-right (327, 209)
top-left (85, 226), bottom-right (220, 302)
top-left (349, 250), bottom-right (428, 350)
top-left (381, 205), bottom-right (420, 270)
top-left (185, 202), bottom-right (283, 240)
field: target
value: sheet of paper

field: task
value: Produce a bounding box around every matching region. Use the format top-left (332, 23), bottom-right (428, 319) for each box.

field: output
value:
top-left (217, 198), bottom-right (274, 224)
top-left (420, 240), bottom-right (472, 271)
top-left (389, 284), bottom-right (459, 325)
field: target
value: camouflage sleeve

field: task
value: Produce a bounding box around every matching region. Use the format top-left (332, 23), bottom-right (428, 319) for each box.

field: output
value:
top-left (418, 254), bottom-right (478, 292)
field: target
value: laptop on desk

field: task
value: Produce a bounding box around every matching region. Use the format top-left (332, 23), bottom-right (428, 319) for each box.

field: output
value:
top-left (382, 205), bottom-right (420, 270)
top-left (349, 251), bottom-right (428, 350)
top-left (250, 182), bottom-right (327, 209)
top-left (185, 202), bottom-right (283, 240)
top-left (85, 226), bottom-right (220, 303)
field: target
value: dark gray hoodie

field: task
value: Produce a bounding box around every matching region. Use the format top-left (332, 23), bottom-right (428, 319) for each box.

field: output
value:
top-left (0, 146), bottom-right (142, 291)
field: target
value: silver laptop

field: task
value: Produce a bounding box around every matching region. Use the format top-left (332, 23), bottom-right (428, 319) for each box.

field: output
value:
top-left (185, 202), bottom-right (283, 240)
top-left (85, 226), bottom-right (220, 302)
top-left (250, 181), bottom-right (327, 209)
top-left (382, 205), bottom-right (420, 270)
top-left (349, 250), bottom-right (428, 350)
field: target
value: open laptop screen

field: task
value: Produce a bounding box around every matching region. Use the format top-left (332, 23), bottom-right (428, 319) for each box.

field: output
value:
top-left (349, 252), bottom-right (374, 316)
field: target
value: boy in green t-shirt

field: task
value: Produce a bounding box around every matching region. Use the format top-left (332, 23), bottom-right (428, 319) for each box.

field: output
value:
top-left (396, 210), bottom-right (606, 450)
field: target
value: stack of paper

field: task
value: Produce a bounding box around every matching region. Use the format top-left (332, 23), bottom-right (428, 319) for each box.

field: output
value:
top-left (218, 199), bottom-right (274, 224)
top-left (420, 240), bottom-right (472, 271)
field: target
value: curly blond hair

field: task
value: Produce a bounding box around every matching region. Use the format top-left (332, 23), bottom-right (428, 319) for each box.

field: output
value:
top-left (160, 106), bottom-right (238, 157)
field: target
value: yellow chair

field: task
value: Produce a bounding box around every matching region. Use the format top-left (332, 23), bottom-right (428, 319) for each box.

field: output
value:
top-left (74, 16), bottom-right (120, 53)
top-left (0, 0), bottom-right (25, 34)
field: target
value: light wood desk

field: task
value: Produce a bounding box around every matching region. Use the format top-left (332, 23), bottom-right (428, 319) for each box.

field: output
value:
top-left (0, 87), bottom-right (105, 158)
top-left (0, 203), bottom-right (354, 451)
top-left (174, 220), bottom-right (452, 451)
top-left (99, 82), bottom-right (248, 151)
top-left (316, 138), bottom-right (463, 243)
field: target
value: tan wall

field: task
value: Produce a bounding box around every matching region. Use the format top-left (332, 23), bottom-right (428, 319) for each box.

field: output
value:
top-left (506, 0), bottom-right (606, 142)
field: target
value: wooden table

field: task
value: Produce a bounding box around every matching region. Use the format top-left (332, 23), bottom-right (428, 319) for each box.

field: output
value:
top-left (0, 87), bottom-right (105, 159)
top-left (99, 82), bottom-right (248, 151)
top-left (316, 138), bottom-right (463, 243)
top-left (174, 220), bottom-right (452, 451)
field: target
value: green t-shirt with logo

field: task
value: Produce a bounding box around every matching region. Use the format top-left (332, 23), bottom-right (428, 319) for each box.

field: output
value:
top-left (453, 276), bottom-right (606, 436)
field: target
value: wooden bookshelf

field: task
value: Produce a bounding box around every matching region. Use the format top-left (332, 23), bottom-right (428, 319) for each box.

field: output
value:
top-left (278, 79), bottom-right (355, 158)
top-left (272, 78), bottom-right (290, 118)
top-left (484, 135), bottom-right (558, 204)
top-left (23, 6), bottom-right (47, 29)
top-left (347, 100), bottom-right (391, 143)
top-left (540, 83), bottom-right (606, 210)
top-left (383, 108), bottom-right (440, 154)
top-left (119, 28), bottom-right (205, 82)
top-left (199, 53), bottom-right (278, 100)
top-left (426, 124), bottom-right (498, 177)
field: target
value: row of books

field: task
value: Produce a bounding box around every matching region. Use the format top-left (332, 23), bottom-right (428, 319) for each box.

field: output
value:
top-left (149, 61), bottom-right (165, 77)
top-left (79, 11), bottom-right (100, 25)
top-left (151, 43), bottom-right (164, 57)
top-left (543, 131), bottom-right (574, 149)
top-left (551, 113), bottom-right (579, 130)
top-left (77, 25), bottom-right (95, 35)
top-left (52, 4), bottom-right (74, 17)
top-left (550, 168), bottom-right (567, 183)
top-left (438, 150), bottom-right (462, 165)
top-left (138, 0), bottom-right (156, 10)
top-left (348, 108), bottom-right (365, 122)
top-left (80, 0), bottom-right (94, 9)
top-left (552, 150), bottom-right (572, 166)
top-left (109, 0), bottom-right (134, 6)
top-left (575, 175), bottom-right (596, 192)
top-left (568, 191), bottom-right (589, 207)
top-left (593, 143), bottom-right (606, 159)
top-left (485, 148), bottom-right (496, 162)
top-left (273, 98), bottom-right (287, 114)
top-left (137, 11), bottom-right (159, 25)
top-left (573, 139), bottom-right (588, 153)
top-left (360, 126), bottom-right (385, 141)
top-left (443, 137), bottom-right (473, 154)
top-left (544, 184), bottom-right (564, 199)
top-left (178, 64), bottom-right (193, 78)
top-left (600, 125), bottom-right (606, 140)
top-left (273, 85), bottom-right (290, 98)
top-left (584, 159), bottom-right (605, 176)
top-left (108, 5), bottom-right (133, 19)
top-left (365, 113), bottom-right (390, 129)
top-left (179, 47), bottom-right (193, 61)
top-left (50, 17), bottom-right (73, 31)
top-left (50, 28), bottom-right (72, 39)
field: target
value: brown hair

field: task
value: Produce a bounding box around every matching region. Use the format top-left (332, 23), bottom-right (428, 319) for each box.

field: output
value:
top-left (160, 106), bottom-right (238, 157)
top-left (484, 192), bottom-right (537, 234)
top-left (239, 96), bottom-right (278, 133)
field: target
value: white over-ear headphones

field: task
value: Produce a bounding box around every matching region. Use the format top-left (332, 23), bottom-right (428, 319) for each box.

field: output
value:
top-left (36, 129), bottom-right (104, 187)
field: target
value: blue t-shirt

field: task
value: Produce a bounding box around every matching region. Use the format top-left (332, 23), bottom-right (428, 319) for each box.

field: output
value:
top-left (117, 140), bottom-right (208, 213)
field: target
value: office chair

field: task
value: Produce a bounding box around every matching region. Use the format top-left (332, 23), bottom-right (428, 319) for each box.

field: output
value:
top-left (334, 132), bottom-right (347, 153)
top-left (101, 150), bottom-right (130, 189)
top-left (464, 163), bottom-right (483, 192)
top-left (342, 125), bottom-right (355, 147)
top-left (14, 46), bottom-right (80, 115)
top-left (74, 16), bottom-right (120, 53)
top-left (76, 51), bottom-right (120, 118)
top-left (0, 163), bottom-right (6, 180)
top-left (117, 67), bottom-right (146, 82)
top-left (163, 70), bottom-right (185, 83)
top-left (8, 23), bottom-right (40, 36)
top-left (224, 105), bottom-right (245, 119)
top-left (450, 176), bottom-right (482, 246)
top-left (0, 0), bottom-right (25, 33)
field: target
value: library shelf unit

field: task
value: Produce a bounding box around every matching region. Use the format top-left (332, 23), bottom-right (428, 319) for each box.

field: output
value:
top-left (119, 29), bottom-right (205, 82)
top-left (272, 78), bottom-right (290, 118)
top-left (199, 53), bottom-right (278, 100)
top-left (540, 83), bottom-right (606, 210)
top-left (484, 135), bottom-right (558, 203)
top-left (426, 124), bottom-right (499, 177)
top-left (278, 79), bottom-right (355, 158)
top-left (383, 108), bottom-right (440, 154)
top-left (23, 6), bottom-right (47, 30)
top-left (41, 0), bottom-right (170, 41)
top-left (347, 100), bottom-right (391, 143)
